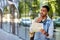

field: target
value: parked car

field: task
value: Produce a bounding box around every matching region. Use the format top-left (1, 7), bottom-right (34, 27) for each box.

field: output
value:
top-left (53, 18), bottom-right (60, 27)
top-left (20, 18), bottom-right (32, 27)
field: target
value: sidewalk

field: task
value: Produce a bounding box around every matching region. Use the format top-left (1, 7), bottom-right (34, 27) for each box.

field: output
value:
top-left (55, 27), bottom-right (60, 40)
top-left (55, 27), bottom-right (60, 32)
top-left (0, 29), bottom-right (22, 40)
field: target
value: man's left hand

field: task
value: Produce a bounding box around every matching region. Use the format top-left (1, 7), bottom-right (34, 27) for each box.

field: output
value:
top-left (40, 29), bottom-right (49, 37)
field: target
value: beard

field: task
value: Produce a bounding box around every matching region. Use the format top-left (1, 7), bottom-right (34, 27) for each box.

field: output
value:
top-left (40, 13), bottom-right (47, 17)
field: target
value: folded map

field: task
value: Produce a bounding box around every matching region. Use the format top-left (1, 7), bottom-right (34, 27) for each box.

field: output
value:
top-left (30, 22), bottom-right (43, 32)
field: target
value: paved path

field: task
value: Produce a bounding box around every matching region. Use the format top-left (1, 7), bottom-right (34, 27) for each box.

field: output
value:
top-left (0, 29), bottom-right (22, 40)
top-left (55, 27), bottom-right (60, 40)
top-left (18, 26), bottom-right (30, 40)
top-left (18, 26), bottom-right (60, 40)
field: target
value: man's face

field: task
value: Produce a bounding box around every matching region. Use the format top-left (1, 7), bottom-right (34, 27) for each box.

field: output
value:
top-left (40, 7), bottom-right (48, 17)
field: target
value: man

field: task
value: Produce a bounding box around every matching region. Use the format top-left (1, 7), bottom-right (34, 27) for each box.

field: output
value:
top-left (34, 5), bottom-right (54, 40)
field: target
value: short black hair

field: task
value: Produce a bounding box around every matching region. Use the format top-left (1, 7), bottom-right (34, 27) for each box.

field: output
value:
top-left (42, 5), bottom-right (50, 12)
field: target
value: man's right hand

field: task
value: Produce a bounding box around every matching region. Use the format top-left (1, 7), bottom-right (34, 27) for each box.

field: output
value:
top-left (36, 17), bottom-right (43, 23)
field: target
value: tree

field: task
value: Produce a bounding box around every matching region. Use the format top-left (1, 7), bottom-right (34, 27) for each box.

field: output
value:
top-left (18, 0), bottom-right (40, 19)
top-left (30, 0), bottom-right (40, 19)
top-left (18, 0), bottom-right (30, 18)
top-left (45, 0), bottom-right (57, 18)
top-left (55, 0), bottom-right (60, 16)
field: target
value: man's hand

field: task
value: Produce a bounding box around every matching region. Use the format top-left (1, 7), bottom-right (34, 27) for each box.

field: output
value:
top-left (40, 29), bottom-right (49, 37)
top-left (36, 17), bottom-right (43, 23)
top-left (29, 32), bottom-right (34, 38)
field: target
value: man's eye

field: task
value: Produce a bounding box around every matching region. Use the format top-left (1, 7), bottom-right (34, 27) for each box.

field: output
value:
top-left (43, 10), bottom-right (46, 12)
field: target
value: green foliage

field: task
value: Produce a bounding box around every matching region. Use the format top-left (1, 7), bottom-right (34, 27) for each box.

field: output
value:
top-left (3, 6), bottom-right (8, 14)
top-left (47, 0), bottom-right (57, 18)
top-left (18, 1), bottom-right (24, 14)
top-left (18, 1), bottom-right (30, 18)
top-left (55, 0), bottom-right (60, 16)
top-left (48, 2), bottom-right (53, 18)
top-left (48, 0), bottom-right (60, 17)
top-left (18, 0), bottom-right (40, 19)
top-left (18, 0), bottom-right (60, 19)
top-left (30, 0), bottom-right (40, 19)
